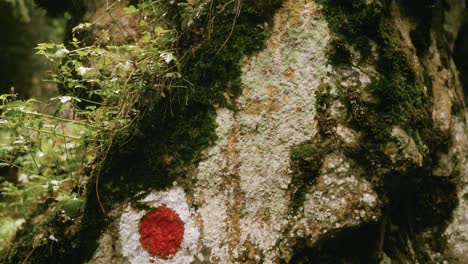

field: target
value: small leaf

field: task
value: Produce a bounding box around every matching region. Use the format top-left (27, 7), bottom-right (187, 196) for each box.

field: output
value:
top-left (123, 5), bottom-right (139, 14)
top-left (62, 197), bottom-right (84, 217)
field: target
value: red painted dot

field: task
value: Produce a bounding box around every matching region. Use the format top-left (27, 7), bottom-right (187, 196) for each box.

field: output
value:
top-left (139, 204), bottom-right (185, 259)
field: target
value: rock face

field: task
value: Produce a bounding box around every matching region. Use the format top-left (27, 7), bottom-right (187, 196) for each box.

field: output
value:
top-left (8, 0), bottom-right (467, 263)
top-left (89, 1), bottom-right (382, 263)
top-left (87, 0), bottom-right (467, 263)
top-left (192, 2), bottom-right (336, 262)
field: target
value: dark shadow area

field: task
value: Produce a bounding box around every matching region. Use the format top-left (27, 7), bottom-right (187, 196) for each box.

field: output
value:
top-left (288, 171), bottom-right (457, 264)
top-left (454, 19), bottom-right (468, 102)
top-left (0, 1), bottom-right (39, 98)
top-left (289, 223), bottom-right (381, 264)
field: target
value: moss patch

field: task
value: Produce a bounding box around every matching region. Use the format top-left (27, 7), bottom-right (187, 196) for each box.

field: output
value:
top-left (182, 1), bottom-right (282, 108)
top-left (289, 137), bottom-right (333, 211)
top-left (315, 0), bottom-right (458, 261)
top-left (290, 143), bottom-right (322, 185)
top-left (317, 0), bottom-right (382, 63)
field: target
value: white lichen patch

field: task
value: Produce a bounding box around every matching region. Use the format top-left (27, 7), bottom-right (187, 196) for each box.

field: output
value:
top-left (384, 126), bottom-right (423, 170)
top-left (90, 187), bottom-right (199, 264)
top-left (293, 153), bottom-right (380, 243)
top-left (335, 124), bottom-right (360, 147)
top-left (192, 0), bottom-right (331, 262)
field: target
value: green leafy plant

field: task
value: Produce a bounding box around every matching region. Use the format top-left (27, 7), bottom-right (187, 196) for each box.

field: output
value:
top-left (0, 0), bottom-right (205, 255)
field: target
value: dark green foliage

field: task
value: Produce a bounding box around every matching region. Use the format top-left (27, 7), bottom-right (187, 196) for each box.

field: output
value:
top-left (7, 211), bottom-right (84, 264)
top-left (0, 0), bottom-right (65, 98)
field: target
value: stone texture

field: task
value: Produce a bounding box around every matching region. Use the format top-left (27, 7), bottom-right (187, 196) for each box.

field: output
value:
top-left (443, 116), bottom-right (468, 263)
top-left (292, 153), bottom-right (380, 244)
top-left (192, 1), bottom-right (331, 262)
top-left (87, 0), bottom-right (468, 263)
top-left (90, 1), bottom-right (384, 263)
top-left (427, 2), bottom-right (468, 261)
top-left (384, 126), bottom-right (423, 171)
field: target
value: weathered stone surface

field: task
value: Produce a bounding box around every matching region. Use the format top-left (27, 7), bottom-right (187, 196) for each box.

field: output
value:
top-left (335, 124), bottom-right (360, 147)
top-left (384, 126), bottom-right (423, 171)
top-left (292, 153), bottom-right (380, 243)
top-left (192, 1), bottom-right (330, 262)
top-left (443, 116), bottom-right (468, 263)
top-left (85, 0), bottom-right (468, 263)
top-left (431, 67), bottom-right (453, 134)
top-left (426, 2), bottom-right (468, 261)
top-left (88, 1), bottom-right (384, 263)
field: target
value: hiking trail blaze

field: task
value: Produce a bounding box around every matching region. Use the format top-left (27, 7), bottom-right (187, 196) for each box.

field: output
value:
top-left (139, 205), bottom-right (185, 259)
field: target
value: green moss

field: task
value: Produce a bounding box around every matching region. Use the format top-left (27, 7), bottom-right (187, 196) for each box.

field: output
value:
top-left (289, 134), bottom-right (344, 210)
top-left (317, 0), bottom-right (382, 62)
top-left (318, 0), bottom-right (430, 154)
top-left (183, 2), bottom-right (281, 108)
top-left (6, 211), bottom-right (83, 264)
top-left (289, 141), bottom-right (327, 210)
top-left (290, 144), bottom-right (322, 182)
top-left (318, 0), bottom-right (429, 137)
top-left (317, 1), bottom-right (458, 260)
top-left (366, 76), bottom-right (427, 128)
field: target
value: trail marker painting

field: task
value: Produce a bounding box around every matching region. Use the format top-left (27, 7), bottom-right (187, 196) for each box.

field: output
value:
top-left (139, 205), bottom-right (185, 258)
top-left (119, 187), bottom-right (199, 264)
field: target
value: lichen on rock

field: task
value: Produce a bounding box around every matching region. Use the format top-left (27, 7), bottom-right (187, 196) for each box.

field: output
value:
top-left (192, 1), bottom-right (332, 262)
top-left (13, 0), bottom-right (466, 263)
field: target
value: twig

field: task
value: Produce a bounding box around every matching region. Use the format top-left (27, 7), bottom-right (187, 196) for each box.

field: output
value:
top-left (25, 126), bottom-right (81, 140)
top-left (106, 1), bottom-right (129, 43)
top-left (60, 121), bottom-right (73, 183)
top-left (0, 159), bottom-right (35, 174)
top-left (27, 146), bottom-right (40, 173)
top-left (94, 135), bottom-right (114, 215)
top-left (19, 111), bottom-right (97, 128)
top-left (215, 0), bottom-right (241, 55)
top-left (20, 246), bottom-right (36, 264)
